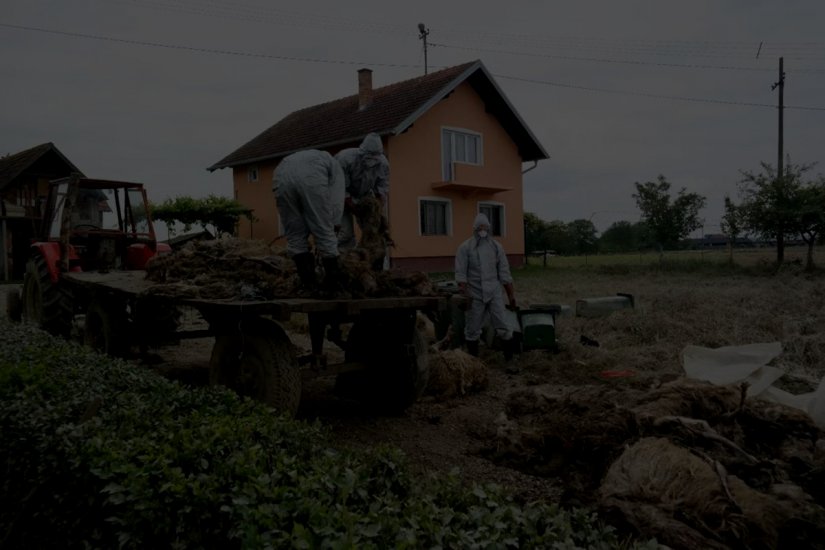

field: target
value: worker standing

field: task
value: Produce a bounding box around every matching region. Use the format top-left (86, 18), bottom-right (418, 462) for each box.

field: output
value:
top-left (454, 213), bottom-right (517, 359)
top-left (335, 132), bottom-right (390, 270)
top-left (273, 149), bottom-right (345, 295)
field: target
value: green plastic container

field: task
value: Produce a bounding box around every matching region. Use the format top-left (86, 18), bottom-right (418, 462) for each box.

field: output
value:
top-left (518, 306), bottom-right (560, 350)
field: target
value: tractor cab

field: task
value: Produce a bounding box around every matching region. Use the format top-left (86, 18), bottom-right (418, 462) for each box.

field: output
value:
top-left (41, 176), bottom-right (168, 274)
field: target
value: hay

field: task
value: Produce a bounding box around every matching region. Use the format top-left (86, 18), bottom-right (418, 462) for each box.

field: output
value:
top-left (600, 437), bottom-right (749, 549)
top-left (426, 349), bottom-right (489, 400)
top-left (600, 437), bottom-right (825, 549)
top-left (487, 386), bottom-right (640, 483)
top-left (351, 196), bottom-right (391, 267)
top-left (480, 378), bottom-right (825, 548)
top-left (144, 237), bottom-right (438, 300)
top-left (146, 239), bottom-right (298, 300)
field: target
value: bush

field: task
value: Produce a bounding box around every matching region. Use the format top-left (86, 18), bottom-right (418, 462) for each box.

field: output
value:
top-left (0, 322), bottom-right (642, 549)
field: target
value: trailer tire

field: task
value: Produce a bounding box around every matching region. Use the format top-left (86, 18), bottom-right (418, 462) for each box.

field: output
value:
top-left (22, 257), bottom-right (73, 337)
top-left (84, 299), bottom-right (129, 356)
top-left (342, 311), bottom-right (429, 414)
top-left (5, 287), bottom-right (22, 322)
top-left (209, 317), bottom-right (301, 416)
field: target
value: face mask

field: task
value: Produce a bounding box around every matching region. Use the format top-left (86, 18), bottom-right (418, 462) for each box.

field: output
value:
top-left (477, 230), bottom-right (488, 238)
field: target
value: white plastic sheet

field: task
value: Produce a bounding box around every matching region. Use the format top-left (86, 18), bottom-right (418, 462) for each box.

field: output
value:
top-left (682, 342), bottom-right (825, 428)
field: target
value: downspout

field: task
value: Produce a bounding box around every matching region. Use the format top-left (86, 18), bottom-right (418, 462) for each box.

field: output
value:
top-left (521, 160), bottom-right (539, 175)
top-left (520, 160), bottom-right (540, 267)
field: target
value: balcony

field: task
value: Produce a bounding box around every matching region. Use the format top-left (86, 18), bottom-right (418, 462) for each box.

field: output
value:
top-left (430, 163), bottom-right (513, 196)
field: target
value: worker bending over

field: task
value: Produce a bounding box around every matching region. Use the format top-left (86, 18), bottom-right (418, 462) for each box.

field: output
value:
top-left (273, 149), bottom-right (345, 295)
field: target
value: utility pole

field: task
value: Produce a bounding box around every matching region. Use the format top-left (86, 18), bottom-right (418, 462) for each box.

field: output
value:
top-left (772, 57), bottom-right (785, 182)
top-left (771, 57), bottom-right (786, 264)
top-left (418, 23), bottom-right (430, 75)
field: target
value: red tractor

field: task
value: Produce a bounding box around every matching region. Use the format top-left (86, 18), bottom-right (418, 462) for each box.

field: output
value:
top-left (19, 174), bottom-right (170, 336)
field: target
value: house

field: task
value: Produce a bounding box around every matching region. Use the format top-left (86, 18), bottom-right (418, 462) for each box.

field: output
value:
top-left (208, 60), bottom-right (548, 271)
top-left (0, 142), bottom-right (84, 281)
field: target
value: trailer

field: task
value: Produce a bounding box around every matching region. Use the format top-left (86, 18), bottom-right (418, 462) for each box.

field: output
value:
top-left (63, 270), bottom-right (445, 415)
top-left (15, 175), bottom-right (445, 414)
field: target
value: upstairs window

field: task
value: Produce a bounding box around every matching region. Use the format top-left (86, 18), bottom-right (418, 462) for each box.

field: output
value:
top-left (419, 198), bottom-right (451, 236)
top-left (478, 202), bottom-right (504, 237)
top-left (248, 166), bottom-right (259, 182)
top-left (442, 128), bottom-right (482, 181)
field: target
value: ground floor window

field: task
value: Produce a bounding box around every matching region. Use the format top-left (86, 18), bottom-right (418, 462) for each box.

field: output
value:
top-left (419, 198), bottom-right (451, 236)
top-left (478, 202), bottom-right (504, 236)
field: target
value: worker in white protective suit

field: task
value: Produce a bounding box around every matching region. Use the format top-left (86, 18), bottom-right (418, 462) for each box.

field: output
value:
top-left (454, 213), bottom-right (517, 359)
top-left (273, 149), bottom-right (345, 295)
top-left (335, 133), bottom-right (391, 270)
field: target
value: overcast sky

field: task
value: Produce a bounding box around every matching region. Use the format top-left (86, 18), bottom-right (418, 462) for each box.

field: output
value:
top-left (3, 0), bottom-right (824, 236)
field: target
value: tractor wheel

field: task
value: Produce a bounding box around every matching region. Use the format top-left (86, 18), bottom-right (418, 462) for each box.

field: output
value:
top-left (209, 317), bottom-right (301, 416)
top-left (341, 311), bottom-right (429, 414)
top-left (5, 287), bottom-right (22, 322)
top-left (21, 256), bottom-right (73, 337)
top-left (83, 299), bottom-right (129, 356)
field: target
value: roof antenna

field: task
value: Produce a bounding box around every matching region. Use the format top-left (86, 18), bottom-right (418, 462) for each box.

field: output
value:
top-left (418, 23), bottom-right (430, 75)
top-left (756, 41), bottom-right (763, 59)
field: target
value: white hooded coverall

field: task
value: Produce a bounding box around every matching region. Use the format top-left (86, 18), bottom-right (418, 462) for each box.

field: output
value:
top-left (454, 213), bottom-right (514, 343)
top-left (335, 133), bottom-right (390, 249)
top-left (273, 149), bottom-right (345, 258)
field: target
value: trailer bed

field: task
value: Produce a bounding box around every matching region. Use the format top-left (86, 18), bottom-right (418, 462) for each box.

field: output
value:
top-left (63, 271), bottom-right (445, 320)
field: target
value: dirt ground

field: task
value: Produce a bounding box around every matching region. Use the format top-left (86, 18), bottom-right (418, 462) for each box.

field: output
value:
top-left (7, 261), bottom-right (825, 547)
top-left (125, 265), bottom-right (825, 501)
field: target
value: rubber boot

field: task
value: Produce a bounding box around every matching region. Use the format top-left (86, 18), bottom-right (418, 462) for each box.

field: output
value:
top-left (502, 338), bottom-right (514, 362)
top-left (321, 256), bottom-right (342, 298)
top-left (466, 339), bottom-right (479, 357)
top-left (293, 252), bottom-right (317, 295)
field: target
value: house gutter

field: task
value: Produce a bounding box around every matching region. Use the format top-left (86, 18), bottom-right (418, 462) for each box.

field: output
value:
top-left (521, 160), bottom-right (539, 175)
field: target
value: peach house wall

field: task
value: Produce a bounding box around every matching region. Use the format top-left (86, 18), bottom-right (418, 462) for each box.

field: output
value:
top-left (233, 162), bottom-right (279, 240)
top-left (232, 81), bottom-right (525, 263)
top-left (386, 82), bottom-right (524, 261)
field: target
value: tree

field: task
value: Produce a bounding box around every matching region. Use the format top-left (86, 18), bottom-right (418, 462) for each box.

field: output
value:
top-left (544, 221), bottom-right (574, 255)
top-left (567, 219), bottom-right (598, 255)
top-left (738, 160), bottom-right (812, 264)
top-left (523, 212), bottom-right (549, 254)
top-left (598, 221), bottom-right (646, 253)
top-left (632, 175), bottom-right (706, 252)
top-left (720, 196), bottom-right (743, 265)
top-left (795, 183), bottom-right (825, 271)
top-left (151, 195), bottom-right (256, 238)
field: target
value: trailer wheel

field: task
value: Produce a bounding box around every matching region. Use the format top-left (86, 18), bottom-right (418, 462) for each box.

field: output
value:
top-left (5, 287), bottom-right (22, 322)
top-left (22, 257), bottom-right (73, 337)
top-left (84, 299), bottom-right (128, 356)
top-left (209, 317), bottom-right (301, 416)
top-left (342, 311), bottom-right (429, 414)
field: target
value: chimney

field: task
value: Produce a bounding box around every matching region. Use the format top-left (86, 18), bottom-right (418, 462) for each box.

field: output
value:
top-left (358, 68), bottom-right (373, 110)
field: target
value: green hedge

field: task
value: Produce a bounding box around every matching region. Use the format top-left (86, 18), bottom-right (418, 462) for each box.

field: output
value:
top-left (0, 322), bottom-right (648, 549)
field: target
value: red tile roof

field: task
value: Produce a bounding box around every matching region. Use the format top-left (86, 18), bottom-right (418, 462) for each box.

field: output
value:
top-left (0, 142), bottom-right (83, 190)
top-left (209, 60), bottom-right (547, 171)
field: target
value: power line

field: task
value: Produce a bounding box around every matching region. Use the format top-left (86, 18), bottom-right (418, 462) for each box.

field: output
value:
top-left (0, 22), bottom-right (419, 68)
top-left (431, 42), bottom-right (825, 74)
top-left (105, 0), bottom-right (412, 36)
top-left (494, 73), bottom-right (825, 111)
top-left (431, 42), bottom-right (775, 73)
top-left (3, 22), bottom-right (825, 112)
top-left (101, 0), bottom-right (825, 60)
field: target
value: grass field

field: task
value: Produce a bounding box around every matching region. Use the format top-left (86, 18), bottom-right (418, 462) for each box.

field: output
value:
top-left (509, 250), bottom-right (825, 390)
top-left (526, 244), bottom-right (821, 269)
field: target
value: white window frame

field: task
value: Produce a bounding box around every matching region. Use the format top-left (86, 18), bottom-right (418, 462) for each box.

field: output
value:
top-left (478, 201), bottom-right (506, 237)
top-left (418, 197), bottom-right (452, 236)
top-left (441, 127), bottom-right (483, 181)
top-left (247, 165), bottom-right (259, 182)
